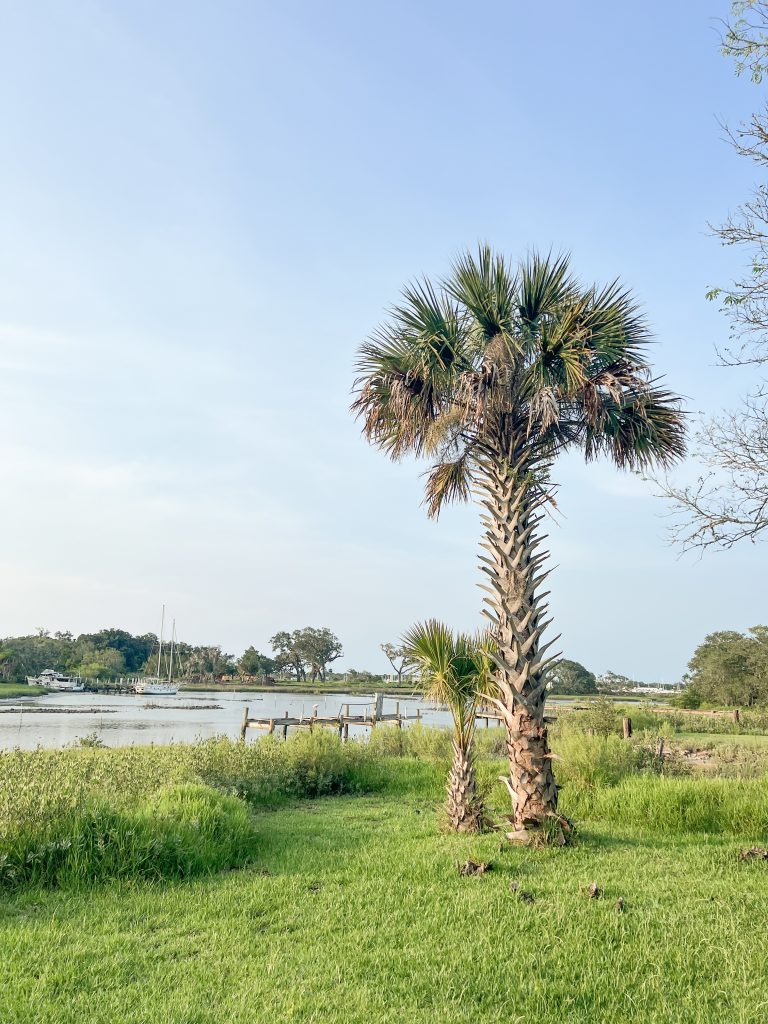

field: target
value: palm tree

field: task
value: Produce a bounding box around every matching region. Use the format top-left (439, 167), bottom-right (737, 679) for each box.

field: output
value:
top-left (402, 620), bottom-right (491, 832)
top-left (353, 248), bottom-right (685, 838)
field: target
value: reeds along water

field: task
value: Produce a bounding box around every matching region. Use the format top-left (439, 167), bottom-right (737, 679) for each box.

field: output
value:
top-left (0, 733), bottom-right (395, 889)
top-left (2, 724), bottom-right (767, 890)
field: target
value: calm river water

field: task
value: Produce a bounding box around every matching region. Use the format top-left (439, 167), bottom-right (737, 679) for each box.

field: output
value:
top-left (0, 689), bottom-right (594, 750)
top-left (0, 690), bottom-right (455, 749)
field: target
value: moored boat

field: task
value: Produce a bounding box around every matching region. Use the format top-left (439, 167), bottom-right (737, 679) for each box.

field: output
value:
top-left (26, 669), bottom-right (85, 691)
top-left (134, 677), bottom-right (179, 696)
top-left (134, 607), bottom-right (179, 695)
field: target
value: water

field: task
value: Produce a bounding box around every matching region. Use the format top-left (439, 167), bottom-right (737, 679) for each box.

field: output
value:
top-left (0, 689), bottom-right (455, 749)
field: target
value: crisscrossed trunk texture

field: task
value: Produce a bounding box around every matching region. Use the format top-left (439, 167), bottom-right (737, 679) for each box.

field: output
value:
top-left (478, 456), bottom-right (559, 831)
top-left (446, 739), bottom-right (485, 832)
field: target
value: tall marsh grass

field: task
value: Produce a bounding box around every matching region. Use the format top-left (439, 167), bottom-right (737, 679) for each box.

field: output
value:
top-left (655, 708), bottom-right (768, 735)
top-left (561, 774), bottom-right (768, 837)
top-left (3, 718), bottom-right (768, 891)
top-left (0, 733), bottom-right (389, 890)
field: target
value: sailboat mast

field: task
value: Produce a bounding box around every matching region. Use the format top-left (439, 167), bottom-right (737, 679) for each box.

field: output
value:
top-left (156, 604), bottom-right (165, 678)
top-left (168, 620), bottom-right (176, 683)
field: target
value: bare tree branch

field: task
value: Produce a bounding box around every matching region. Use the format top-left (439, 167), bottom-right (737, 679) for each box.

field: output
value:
top-left (665, 3), bottom-right (768, 549)
top-left (660, 399), bottom-right (768, 549)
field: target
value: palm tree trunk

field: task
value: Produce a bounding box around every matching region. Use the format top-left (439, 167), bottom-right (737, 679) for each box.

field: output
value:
top-left (446, 739), bottom-right (484, 832)
top-left (477, 456), bottom-right (560, 834)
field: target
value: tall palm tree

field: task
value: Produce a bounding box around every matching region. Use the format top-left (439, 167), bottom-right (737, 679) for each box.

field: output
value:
top-left (402, 620), bottom-right (491, 832)
top-left (353, 248), bottom-right (685, 838)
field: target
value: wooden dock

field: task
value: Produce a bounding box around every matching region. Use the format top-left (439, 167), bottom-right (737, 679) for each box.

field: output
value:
top-left (82, 680), bottom-right (140, 695)
top-left (240, 694), bottom-right (422, 741)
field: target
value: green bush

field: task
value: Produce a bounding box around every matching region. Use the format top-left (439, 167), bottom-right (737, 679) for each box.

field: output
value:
top-left (0, 783), bottom-right (255, 890)
top-left (186, 732), bottom-right (386, 804)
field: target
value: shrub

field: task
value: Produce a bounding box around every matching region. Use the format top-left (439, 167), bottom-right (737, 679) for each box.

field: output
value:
top-left (0, 783), bottom-right (256, 890)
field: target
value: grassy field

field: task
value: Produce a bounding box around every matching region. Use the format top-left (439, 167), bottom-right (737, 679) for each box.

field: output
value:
top-left (0, 682), bottom-right (48, 698)
top-left (1, 724), bottom-right (768, 1019)
top-left (1, 729), bottom-right (768, 1022)
top-left (2, 787), bottom-right (767, 1024)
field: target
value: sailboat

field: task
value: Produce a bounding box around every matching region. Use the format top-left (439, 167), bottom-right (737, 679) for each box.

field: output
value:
top-left (134, 607), bottom-right (180, 696)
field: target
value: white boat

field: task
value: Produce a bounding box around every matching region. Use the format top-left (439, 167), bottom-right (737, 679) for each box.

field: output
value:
top-left (26, 669), bottom-right (85, 691)
top-left (134, 607), bottom-right (179, 696)
top-left (134, 678), bottom-right (178, 696)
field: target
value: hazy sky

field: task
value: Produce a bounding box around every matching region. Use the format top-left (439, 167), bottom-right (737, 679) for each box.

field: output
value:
top-left (0, 1), bottom-right (764, 681)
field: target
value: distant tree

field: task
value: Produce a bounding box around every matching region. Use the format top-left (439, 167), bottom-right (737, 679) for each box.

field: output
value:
top-left (270, 631), bottom-right (306, 680)
top-left (181, 646), bottom-right (235, 684)
top-left (380, 642), bottom-right (411, 683)
top-left (270, 628), bottom-right (343, 682)
top-left (683, 626), bottom-right (768, 707)
top-left (73, 645), bottom-right (125, 680)
top-left (237, 647), bottom-right (277, 679)
top-left (0, 634), bottom-right (70, 680)
top-left (296, 627), bottom-right (343, 682)
top-left (345, 668), bottom-right (385, 682)
top-left (547, 659), bottom-right (597, 695)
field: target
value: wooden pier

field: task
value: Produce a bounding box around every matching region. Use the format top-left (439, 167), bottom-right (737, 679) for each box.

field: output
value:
top-left (82, 680), bottom-right (140, 695)
top-left (240, 694), bottom-right (421, 741)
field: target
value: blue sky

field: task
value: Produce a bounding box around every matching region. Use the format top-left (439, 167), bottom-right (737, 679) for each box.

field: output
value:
top-left (0, 0), bottom-right (764, 680)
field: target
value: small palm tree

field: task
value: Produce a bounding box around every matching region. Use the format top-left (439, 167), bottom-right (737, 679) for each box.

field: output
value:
top-left (402, 620), bottom-right (491, 832)
top-left (353, 248), bottom-right (685, 838)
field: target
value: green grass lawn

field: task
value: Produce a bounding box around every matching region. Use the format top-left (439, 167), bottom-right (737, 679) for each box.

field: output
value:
top-left (2, 789), bottom-right (767, 1024)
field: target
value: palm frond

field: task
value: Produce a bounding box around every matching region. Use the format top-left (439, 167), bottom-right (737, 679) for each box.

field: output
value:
top-left (583, 382), bottom-right (687, 469)
top-left (401, 620), bottom-right (492, 748)
top-left (423, 451), bottom-right (473, 519)
top-left (444, 244), bottom-right (521, 348)
top-left (517, 250), bottom-right (577, 328)
top-left (352, 246), bottom-right (685, 480)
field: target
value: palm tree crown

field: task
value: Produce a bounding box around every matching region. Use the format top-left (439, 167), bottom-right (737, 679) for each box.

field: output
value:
top-left (352, 247), bottom-right (685, 515)
top-left (402, 619), bottom-right (492, 754)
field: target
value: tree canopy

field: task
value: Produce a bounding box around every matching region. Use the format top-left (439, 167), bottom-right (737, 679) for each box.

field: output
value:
top-left (547, 659), bottom-right (598, 695)
top-left (682, 626), bottom-right (768, 707)
top-left (270, 628), bottom-right (343, 682)
top-left (0, 626), bottom-right (342, 685)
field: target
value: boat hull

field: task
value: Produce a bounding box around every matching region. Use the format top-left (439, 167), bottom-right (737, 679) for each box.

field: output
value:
top-left (134, 680), bottom-right (179, 696)
top-left (26, 673), bottom-right (84, 691)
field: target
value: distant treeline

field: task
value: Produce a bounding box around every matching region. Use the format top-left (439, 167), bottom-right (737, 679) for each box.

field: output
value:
top-left (12, 625), bottom-right (757, 707)
top-left (0, 625), bottom-right (358, 686)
